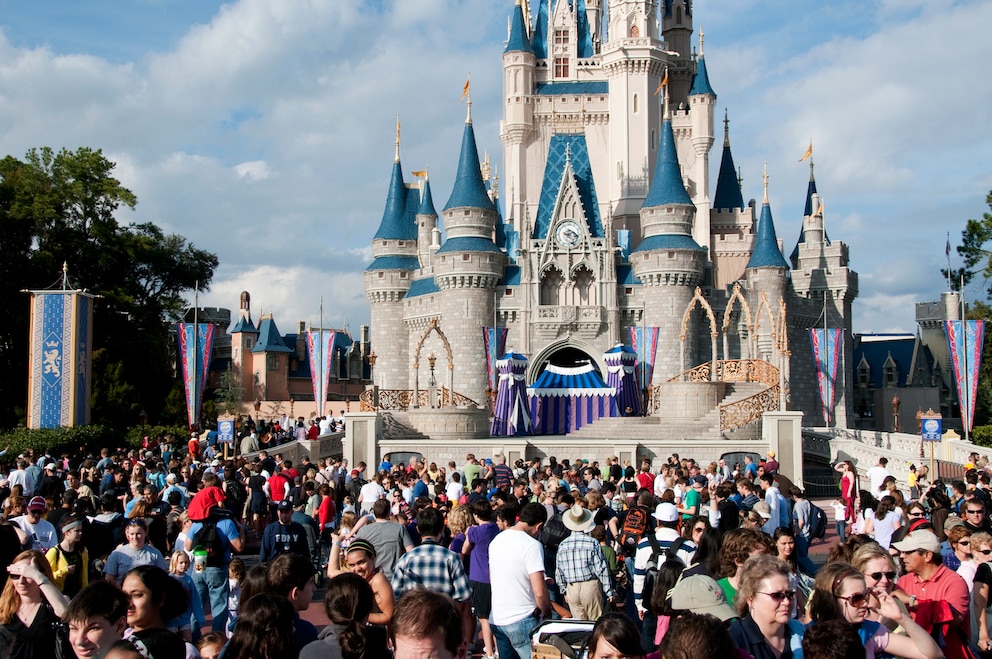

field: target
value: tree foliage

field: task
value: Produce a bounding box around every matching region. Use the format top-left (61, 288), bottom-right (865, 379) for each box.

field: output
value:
top-left (944, 191), bottom-right (992, 295)
top-left (0, 147), bottom-right (218, 429)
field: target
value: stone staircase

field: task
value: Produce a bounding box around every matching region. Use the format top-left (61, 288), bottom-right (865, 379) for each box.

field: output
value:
top-left (567, 381), bottom-right (771, 441)
top-left (380, 411), bottom-right (432, 440)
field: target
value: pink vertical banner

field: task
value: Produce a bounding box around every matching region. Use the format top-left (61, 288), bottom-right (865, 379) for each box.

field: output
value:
top-left (946, 320), bottom-right (985, 432)
top-left (482, 326), bottom-right (508, 393)
top-left (307, 330), bottom-right (335, 418)
top-left (629, 326), bottom-right (660, 389)
top-left (177, 323), bottom-right (215, 429)
top-left (810, 328), bottom-right (842, 425)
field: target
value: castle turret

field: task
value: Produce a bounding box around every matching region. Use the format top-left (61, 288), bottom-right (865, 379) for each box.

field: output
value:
top-left (416, 174), bottom-right (438, 269)
top-left (687, 28), bottom-right (715, 249)
top-left (790, 157), bottom-right (819, 267)
top-left (434, 101), bottom-right (505, 404)
top-left (364, 122), bottom-right (419, 390)
top-left (251, 314), bottom-right (292, 401)
top-left (661, 0), bottom-right (692, 103)
top-left (632, 96), bottom-right (706, 380)
top-left (503, 0), bottom-right (536, 237)
top-left (709, 111), bottom-right (754, 290)
top-left (744, 166), bottom-right (789, 360)
top-left (230, 291), bottom-right (259, 402)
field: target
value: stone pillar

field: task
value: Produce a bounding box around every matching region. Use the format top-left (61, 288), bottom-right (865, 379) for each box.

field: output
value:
top-left (762, 411), bottom-right (804, 484)
top-left (344, 412), bottom-right (381, 471)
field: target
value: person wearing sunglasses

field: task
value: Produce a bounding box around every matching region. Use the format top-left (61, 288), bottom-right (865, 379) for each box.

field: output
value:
top-left (0, 550), bottom-right (72, 659)
top-left (103, 519), bottom-right (167, 586)
top-left (852, 542), bottom-right (910, 633)
top-left (969, 531), bottom-right (992, 650)
top-left (948, 526), bottom-right (975, 584)
top-left (727, 555), bottom-right (806, 659)
top-left (808, 562), bottom-right (941, 659)
top-left (962, 501), bottom-right (992, 535)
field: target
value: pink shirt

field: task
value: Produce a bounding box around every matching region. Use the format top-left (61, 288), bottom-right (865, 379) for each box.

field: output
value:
top-left (898, 564), bottom-right (971, 637)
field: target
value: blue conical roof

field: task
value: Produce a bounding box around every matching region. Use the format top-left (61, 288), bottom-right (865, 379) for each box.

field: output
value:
top-left (230, 315), bottom-right (258, 334)
top-left (251, 316), bottom-right (292, 353)
top-left (791, 167), bottom-right (820, 263)
top-left (505, 1), bottom-right (533, 54)
top-left (747, 203), bottom-right (789, 269)
top-left (444, 122), bottom-right (496, 212)
top-left (713, 144), bottom-right (743, 210)
top-left (689, 56), bottom-right (716, 96)
top-left (373, 160), bottom-right (416, 240)
top-left (642, 119), bottom-right (693, 208)
top-left (418, 179), bottom-right (437, 216)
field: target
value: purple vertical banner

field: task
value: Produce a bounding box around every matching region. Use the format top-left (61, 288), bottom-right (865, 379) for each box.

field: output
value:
top-left (809, 328), bottom-right (842, 426)
top-left (177, 323), bottom-right (215, 429)
top-left (482, 326), bottom-right (508, 393)
top-left (307, 330), bottom-right (335, 418)
top-left (946, 320), bottom-right (985, 433)
top-left (629, 326), bottom-right (660, 389)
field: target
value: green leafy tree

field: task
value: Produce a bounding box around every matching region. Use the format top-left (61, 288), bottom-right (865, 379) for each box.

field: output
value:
top-left (945, 191), bottom-right (992, 294)
top-left (0, 147), bottom-right (218, 429)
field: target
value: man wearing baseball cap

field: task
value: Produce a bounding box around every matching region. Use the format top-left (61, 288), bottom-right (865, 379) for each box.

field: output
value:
top-left (633, 502), bottom-right (696, 616)
top-left (259, 499), bottom-right (310, 562)
top-left (14, 496), bottom-right (58, 552)
top-left (893, 529), bottom-right (971, 646)
top-left (670, 574), bottom-right (739, 622)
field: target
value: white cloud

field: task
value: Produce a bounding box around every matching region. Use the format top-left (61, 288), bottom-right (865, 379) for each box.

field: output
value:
top-left (234, 160), bottom-right (270, 181)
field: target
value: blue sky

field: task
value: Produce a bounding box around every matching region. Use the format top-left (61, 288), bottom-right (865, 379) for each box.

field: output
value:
top-left (0, 0), bottom-right (988, 336)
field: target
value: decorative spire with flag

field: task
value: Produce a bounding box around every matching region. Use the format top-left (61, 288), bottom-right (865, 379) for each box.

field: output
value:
top-left (799, 140), bottom-right (813, 162)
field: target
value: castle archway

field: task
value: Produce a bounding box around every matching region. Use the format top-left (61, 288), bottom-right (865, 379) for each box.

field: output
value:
top-left (527, 339), bottom-right (606, 384)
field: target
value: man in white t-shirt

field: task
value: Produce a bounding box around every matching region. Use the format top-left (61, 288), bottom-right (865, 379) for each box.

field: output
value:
top-left (14, 496), bottom-right (58, 552)
top-left (489, 502), bottom-right (551, 659)
top-left (866, 457), bottom-right (892, 496)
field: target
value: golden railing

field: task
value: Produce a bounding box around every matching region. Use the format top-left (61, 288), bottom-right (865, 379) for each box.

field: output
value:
top-left (359, 387), bottom-right (479, 411)
top-left (663, 359), bottom-right (781, 431)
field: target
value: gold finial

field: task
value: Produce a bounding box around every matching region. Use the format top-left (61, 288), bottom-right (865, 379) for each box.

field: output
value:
top-left (482, 150), bottom-right (491, 182)
top-left (737, 166), bottom-right (743, 190)
top-left (492, 164), bottom-right (499, 199)
top-left (723, 108), bottom-right (730, 148)
top-left (762, 162), bottom-right (769, 204)
top-left (394, 116), bottom-right (401, 162)
top-left (699, 27), bottom-right (704, 57)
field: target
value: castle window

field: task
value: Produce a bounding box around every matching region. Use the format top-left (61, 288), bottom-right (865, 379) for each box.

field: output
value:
top-left (463, 254), bottom-right (471, 261)
top-left (554, 58), bottom-right (570, 78)
top-left (884, 365), bottom-right (896, 387)
top-left (400, 272), bottom-right (407, 279)
top-left (858, 365), bottom-right (869, 385)
top-left (651, 129), bottom-right (656, 149)
top-left (633, 94), bottom-right (639, 114)
top-left (505, 289), bottom-right (513, 296)
top-left (630, 25), bottom-right (639, 38)
top-left (554, 29), bottom-right (569, 46)
top-left (378, 272), bottom-right (384, 278)
top-left (267, 353), bottom-right (278, 371)
top-left (398, 241), bottom-right (405, 247)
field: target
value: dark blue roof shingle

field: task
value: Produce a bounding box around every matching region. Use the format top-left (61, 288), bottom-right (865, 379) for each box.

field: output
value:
top-left (443, 122), bottom-right (496, 213)
top-left (533, 134), bottom-right (603, 240)
top-left (747, 203), bottom-right (789, 269)
top-left (642, 119), bottom-right (693, 209)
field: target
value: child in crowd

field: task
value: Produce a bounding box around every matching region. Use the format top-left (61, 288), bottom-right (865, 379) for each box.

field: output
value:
top-left (196, 632), bottom-right (226, 659)
top-left (227, 557), bottom-right (245, 638)
top-left (166, 550), bottom-right (205, 642)
top-left (830, 499), bottom-right (848, 543)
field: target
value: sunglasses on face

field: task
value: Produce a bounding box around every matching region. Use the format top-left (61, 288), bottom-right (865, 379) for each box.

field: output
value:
top-left (758, 590), bottom-right (796, 602)
top-left (908, 512), bottom-right (925, 518)
top-left (8, 574), bottom-right (23, 581)
top-left (837, 590), bottom-right (872, 606)
top-left (977, 549), bottom-right (992, 556)
top-left (959, 540), bottom-right (972, 546)
top-left (867, 571), bottom-right (897, 581)
top-left (967, 510), bottom-right (985, 515)
top-left (693, 526), bottom-right (706, 533)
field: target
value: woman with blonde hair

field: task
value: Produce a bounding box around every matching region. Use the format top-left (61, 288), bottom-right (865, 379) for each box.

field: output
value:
top-left (0, 549), bottom-right (71, 658)
top-left (852, 542), bottom-right (911, 632)
top-left (727, 555), bottom-right (805, 659)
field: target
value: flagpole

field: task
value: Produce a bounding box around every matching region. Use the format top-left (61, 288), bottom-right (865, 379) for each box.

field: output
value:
top-left (962, 275), bottom-right (970, 443)
top-left (193, 281), bottom-right (199, 432)
top-left (319, 296), bottom-right (324, 419)
top-left (946, 232), bottom-right (952, 292)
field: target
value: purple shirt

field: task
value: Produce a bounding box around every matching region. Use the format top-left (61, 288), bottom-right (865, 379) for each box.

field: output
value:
top-left (466, 522), bottom-right (499, 584)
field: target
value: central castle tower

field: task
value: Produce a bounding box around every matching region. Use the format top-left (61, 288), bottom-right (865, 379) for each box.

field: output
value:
top-left (364, 0), bottom-right (859, 432)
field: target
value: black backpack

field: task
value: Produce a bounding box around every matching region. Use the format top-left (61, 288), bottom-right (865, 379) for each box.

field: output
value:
top-left (809, 502), bottom-right (828, 540)
top-left (641, 533), bottom-right (686, 606)
top-left (540, 509), bottom-right (570, 551)
top-left (618, 506), bottom-right (650, 557)
top-left (193, 513), bottom-right (228, 567)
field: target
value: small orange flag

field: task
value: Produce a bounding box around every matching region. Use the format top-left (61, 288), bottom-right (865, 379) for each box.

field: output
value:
top-left (411, 170), bottom-right (427, 178)
top-left (460, 77), bottom-right (470, 102)
top-left (799, 141), bottom-right (813, 162)
top-left (654, 70), bottom-right (669, 96)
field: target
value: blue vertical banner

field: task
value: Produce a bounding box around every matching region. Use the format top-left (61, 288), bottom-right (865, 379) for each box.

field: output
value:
top-left (810, 328), bottom-right (843, 426)
top-left (27, 290), bottom-right (95, 428)
top-left (945, 320), bottom-right (985, 433)
top-left (177, 322), bottom-right (215, 429)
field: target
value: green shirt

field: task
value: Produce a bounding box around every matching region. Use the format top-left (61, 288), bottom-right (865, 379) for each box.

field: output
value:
top-left (682, 488), bottom-right (700, 519)
top-left (463, 463), bottom-right (482, 488)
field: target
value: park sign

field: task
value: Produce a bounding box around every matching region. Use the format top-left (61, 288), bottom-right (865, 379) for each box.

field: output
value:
top-left (218, 418), bottom-right (235, 444)
top-left (921, 409), bottom-right (942, 442)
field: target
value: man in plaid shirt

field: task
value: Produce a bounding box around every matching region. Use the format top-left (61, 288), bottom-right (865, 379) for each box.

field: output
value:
top-left (391, 507), bottom-right (475, 645)
top-left (555, 504), bottom-right (615, 620)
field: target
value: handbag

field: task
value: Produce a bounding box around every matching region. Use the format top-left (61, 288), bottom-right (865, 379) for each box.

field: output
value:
top-left (49, 607), bottom-right (72, 659)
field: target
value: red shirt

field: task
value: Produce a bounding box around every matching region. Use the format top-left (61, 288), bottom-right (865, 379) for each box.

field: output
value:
top-left (188, 438), bottom-right (199, 457)
top-left (267, 473), bottom-right (289, 502)
top-left (636, 472), bottom-right (654, 491)
top-left (898, 563), bottom-right (970, 637)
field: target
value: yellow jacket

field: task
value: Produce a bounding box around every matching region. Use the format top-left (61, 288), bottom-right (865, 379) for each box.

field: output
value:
top-left (45, 544), bottom-right (89, 593)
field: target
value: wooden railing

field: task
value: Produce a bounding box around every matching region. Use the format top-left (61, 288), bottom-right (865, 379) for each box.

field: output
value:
top-left (359, 387), bottom-right (479, 411)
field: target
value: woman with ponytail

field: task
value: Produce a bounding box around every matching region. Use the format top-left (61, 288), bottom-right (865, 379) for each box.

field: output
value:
top-left (299, 573), bottom-right (388, 659)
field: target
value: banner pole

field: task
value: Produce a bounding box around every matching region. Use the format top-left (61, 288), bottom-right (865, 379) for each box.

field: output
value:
top-left (962, 275), bottom-right (970, 443)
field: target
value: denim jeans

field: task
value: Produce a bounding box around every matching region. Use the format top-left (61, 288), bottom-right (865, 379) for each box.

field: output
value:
top-left (493, 614), bottom-right (540, 659)
top-left (795, 533), bottom-right (818, 576)
top-left (192, 565), bottom-right (230, 632)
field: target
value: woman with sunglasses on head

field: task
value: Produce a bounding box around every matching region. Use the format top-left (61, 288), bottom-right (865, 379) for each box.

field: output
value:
top-left (852, 542), bottom-right (912, 634)
top-left (0, 550), bottom-right (71, 659)
top-left (948, 526), bottom-right (976, 587)
top-left (104, 518), bottom-right (167, 586)
top-left (807, 562), bottom-right (941, 659)
top-left (969, 531), bottom-right (992, 650)
top-left (727, 555), bottom-right (805, 659)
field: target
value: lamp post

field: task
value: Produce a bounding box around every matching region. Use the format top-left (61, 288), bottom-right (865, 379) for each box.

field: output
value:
top-left (367, 351), bottom-right (378, 409)
top-left (428, 352), bottom-right (437, 387)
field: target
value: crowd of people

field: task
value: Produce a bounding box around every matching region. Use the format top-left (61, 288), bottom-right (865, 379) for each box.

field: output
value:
top-left (1, 435), bottom-right (992, 659)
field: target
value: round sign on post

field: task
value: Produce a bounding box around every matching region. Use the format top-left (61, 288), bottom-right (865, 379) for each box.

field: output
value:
top-left (920, 408), bottom-right (942, 480)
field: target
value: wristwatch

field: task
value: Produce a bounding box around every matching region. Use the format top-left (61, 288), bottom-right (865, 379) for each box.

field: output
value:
top-left (908, 595), bottom-right (918, 608)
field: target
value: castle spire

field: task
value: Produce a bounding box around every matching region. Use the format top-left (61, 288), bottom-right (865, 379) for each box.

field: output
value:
top-left (444, 110), bottom-right (495, 212)
top-left (394, 116), bottom-right (401, 163)
top-left (505, 0), bottom-right (534, 54)
top-left (372, 142), bottom-right (415, 240)
top-left (642, 112), bottom-right (692, 209)
top-left (712, 109), bottom-right (744, 211)
top-left (747, 166), bottom-right (789, 270)
top-left (688, 26), bottom-right (716, 97)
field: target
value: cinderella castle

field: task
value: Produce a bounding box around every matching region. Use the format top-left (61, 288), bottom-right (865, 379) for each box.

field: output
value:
top-left (362, 0), bottom-right (858, 445)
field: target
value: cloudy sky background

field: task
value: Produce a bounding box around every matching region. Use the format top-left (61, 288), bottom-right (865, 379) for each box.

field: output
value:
top-left (0, 0), bottom-right (989, 338)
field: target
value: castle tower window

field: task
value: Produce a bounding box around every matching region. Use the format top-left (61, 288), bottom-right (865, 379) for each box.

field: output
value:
top-left (554, 58), bottom-right (570, 78)
top-left (884, 365), bottom-right (896, 387)
top-left (554, 29), bottom-right (569, 46)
